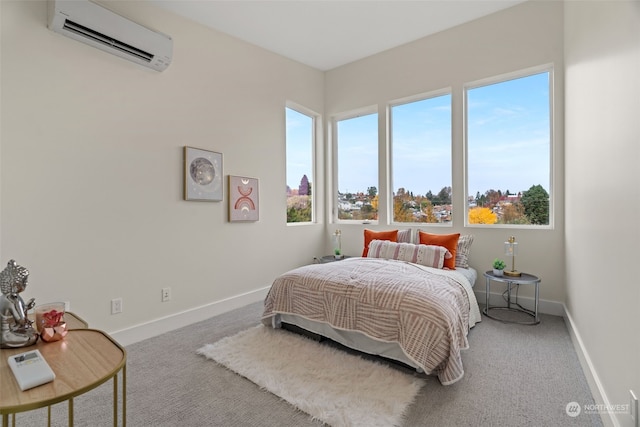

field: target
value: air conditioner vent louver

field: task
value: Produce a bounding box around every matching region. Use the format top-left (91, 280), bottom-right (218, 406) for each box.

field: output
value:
top-left (48, 0), bottom-right (172, 72)
top-left (63, 19), bottom-right (153, 63)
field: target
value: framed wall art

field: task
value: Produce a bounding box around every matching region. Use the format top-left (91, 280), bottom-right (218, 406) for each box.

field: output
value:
top-left (184, 146), bottom-right (223, 201)
top-left (229, 175), bottom-right (259, 222)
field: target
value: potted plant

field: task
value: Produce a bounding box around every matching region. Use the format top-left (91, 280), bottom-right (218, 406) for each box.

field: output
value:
top-left (492, 258), bottom-right (506, 276)
top-left (334, 248), bottom-right (343, 260)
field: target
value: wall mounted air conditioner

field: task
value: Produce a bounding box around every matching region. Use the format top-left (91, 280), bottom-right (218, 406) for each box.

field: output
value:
top-left (48, 0), bottom-right (172, 72)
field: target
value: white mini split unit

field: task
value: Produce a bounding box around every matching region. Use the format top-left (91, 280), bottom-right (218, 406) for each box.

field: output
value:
top-left (47, 0), bottom-right (173, 72)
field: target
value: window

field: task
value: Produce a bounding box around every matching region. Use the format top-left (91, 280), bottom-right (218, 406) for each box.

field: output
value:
top-left (465, 68), bottom-right (552, 226)
top-left (335, 111), bottom-right (378, 221)
top-left (286, 106), bottom-right (315, 223)
top-left (390, 92), bottom-right (452, 223)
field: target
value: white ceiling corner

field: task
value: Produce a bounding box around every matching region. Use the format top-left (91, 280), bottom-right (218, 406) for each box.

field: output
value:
top-left (149, 0), bottom-right (528, 71)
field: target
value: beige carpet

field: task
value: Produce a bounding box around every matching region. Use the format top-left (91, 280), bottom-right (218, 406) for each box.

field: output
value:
top-left (12, 302), bottom-right (604, 426)
top-left (197, 325), bottom-right (426, 427)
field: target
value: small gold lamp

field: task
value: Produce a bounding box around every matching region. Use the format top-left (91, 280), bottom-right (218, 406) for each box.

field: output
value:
top-left (503, 236), bottom-right (521, 277)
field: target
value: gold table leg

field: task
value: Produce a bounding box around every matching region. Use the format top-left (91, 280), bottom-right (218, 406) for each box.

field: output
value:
top-left (123, 364), bottom-right (127, 427)
top-left (68, 397), bottom-right (73, 426)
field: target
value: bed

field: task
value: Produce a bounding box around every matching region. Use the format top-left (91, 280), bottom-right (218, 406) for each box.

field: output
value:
top-left (262, 235), bottom-right (481, 385)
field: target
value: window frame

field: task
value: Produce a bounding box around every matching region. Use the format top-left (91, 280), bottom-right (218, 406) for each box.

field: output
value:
top-left (331, 105), bottom-right (380, 224)
top-left (285, 102), bottom-right (319, 225)
top-left (463, 64), bottom-right (554, 229)
top-left (388, 88), bottom-right (453, 227)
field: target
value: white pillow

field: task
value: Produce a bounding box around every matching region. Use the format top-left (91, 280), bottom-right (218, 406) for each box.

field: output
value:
top-left (367, 240), bottom-right (451, 269)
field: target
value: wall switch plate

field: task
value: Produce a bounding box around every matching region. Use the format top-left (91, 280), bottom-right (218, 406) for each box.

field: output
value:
top-left (161, 287), bottom-right (171, 302)
top-left (111, 298), bottom-right (123, 315)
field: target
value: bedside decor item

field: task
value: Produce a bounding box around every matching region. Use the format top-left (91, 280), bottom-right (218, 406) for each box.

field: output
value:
top-left (229, 175), bottom-right (259, 221)
top-left (504, 236), bottom-right (521, 277)
top-left (492, 258), bottom-right (506, 276)
top-left (35, 302), bottom-right (67, 342)
top-left (0, 259), bottom-right (38, 348)
top-left (184, 146), bottom-right (223, 201)
top-left (332, 229), bottom-right (342, 259)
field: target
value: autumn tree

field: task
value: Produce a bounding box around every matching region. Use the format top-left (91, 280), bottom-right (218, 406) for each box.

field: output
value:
top-left (421, 200), bottom-right (438, 223)
top-left (393, 188), bottom-right (414, 222)
top-left (485, 189), bottom-right (502, 206)
top-left (500, 203), bottom-right (529, 224)
top-left (468, 207), bottom-right (498, 224)
top-left (370, 194), bottom-right (379, 212)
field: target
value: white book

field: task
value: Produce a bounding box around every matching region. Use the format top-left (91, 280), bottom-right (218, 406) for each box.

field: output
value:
top-left (7, 349), bottom-right (56, 391)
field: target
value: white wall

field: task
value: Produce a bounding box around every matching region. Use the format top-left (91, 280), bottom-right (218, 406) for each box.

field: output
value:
top-left (4, 3), bottom-right (637, 421)
top-left (564, 2), bottom-right (640, 426)
top-left (0, 1), bottom-right (325, 340)
top-left (324, 1), bottom-right (566, 305)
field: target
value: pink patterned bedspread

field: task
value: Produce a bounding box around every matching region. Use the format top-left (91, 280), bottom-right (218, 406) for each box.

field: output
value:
top-left (262, 257), bottom-right (479, 385)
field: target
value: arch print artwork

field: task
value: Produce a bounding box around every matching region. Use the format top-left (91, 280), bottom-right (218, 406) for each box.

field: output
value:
top-left (229, 175), bottom-right (259, 221)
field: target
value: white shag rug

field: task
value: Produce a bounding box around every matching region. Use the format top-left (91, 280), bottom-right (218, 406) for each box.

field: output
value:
top-left (197, 325), bottom-right (426, 427)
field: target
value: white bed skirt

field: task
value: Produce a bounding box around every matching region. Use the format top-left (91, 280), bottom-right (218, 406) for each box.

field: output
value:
top-left (273, 313), bottom-right (424, 372)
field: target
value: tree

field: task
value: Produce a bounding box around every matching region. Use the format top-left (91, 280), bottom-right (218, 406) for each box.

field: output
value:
top-left (367, 186), bottom-right (377, 197)
top-left (436, 186), bottom-right (452, 205)
top-left (421, 200), bottom-right (438, 223)
top-left (298, 175), bottom-right (310, 196)
top-left (287, 194), bottom-right (311, 222)
top-left (370, 194), bottom-right (379, 212)
top-left (485, 189), bottom-right (502, 206)
top-left (520, 184), bottom-right (549, 225)
top-left (500, 202), bottom-right (529, 224)
top-left (287, 205), bottom-right (311, 222)
top-left (393, 194), bottom-right (414, 222)
top-left (468, 207), bottom-right (497, 224)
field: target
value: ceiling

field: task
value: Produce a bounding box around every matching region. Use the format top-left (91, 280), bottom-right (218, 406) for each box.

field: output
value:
top-left (150, 0), bottom-right (527, 71)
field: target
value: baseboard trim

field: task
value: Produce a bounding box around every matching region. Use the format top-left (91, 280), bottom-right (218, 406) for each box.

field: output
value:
top-left (109, 286), bottom-right (271, 347)
top-left (562, 305), bottom-right (617, 427)
top-left (473, 289), bottom-right (565, 316)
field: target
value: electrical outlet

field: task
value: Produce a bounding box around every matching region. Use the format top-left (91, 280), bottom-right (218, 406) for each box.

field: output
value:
top-left (631, 390), bottom-right (639, 427)
top-left (111, 298), bottom-right (123, 315)
top-left (161, 287), bottom-right (171, 302)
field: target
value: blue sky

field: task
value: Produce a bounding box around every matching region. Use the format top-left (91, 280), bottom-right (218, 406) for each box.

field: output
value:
top-left (467, 71), bottom-right (550, 197)
top-left (286, 70), bottom-right (550, 198)
top-left (286, 108), bottom-right (313, 192)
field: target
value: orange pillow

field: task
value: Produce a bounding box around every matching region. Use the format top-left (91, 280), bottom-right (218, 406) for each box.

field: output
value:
top-left (418, 232), bottom-right (460, 270)
top-left (362, 229), bottom-right (398, 257)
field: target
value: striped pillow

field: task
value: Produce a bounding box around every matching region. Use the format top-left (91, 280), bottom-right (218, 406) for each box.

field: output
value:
top-left (367, 240), bottom-right (451, 269)
top-left (455, 235), bottom-right (474, 269)
top-left (398, 229), bottom-right (412, 243)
